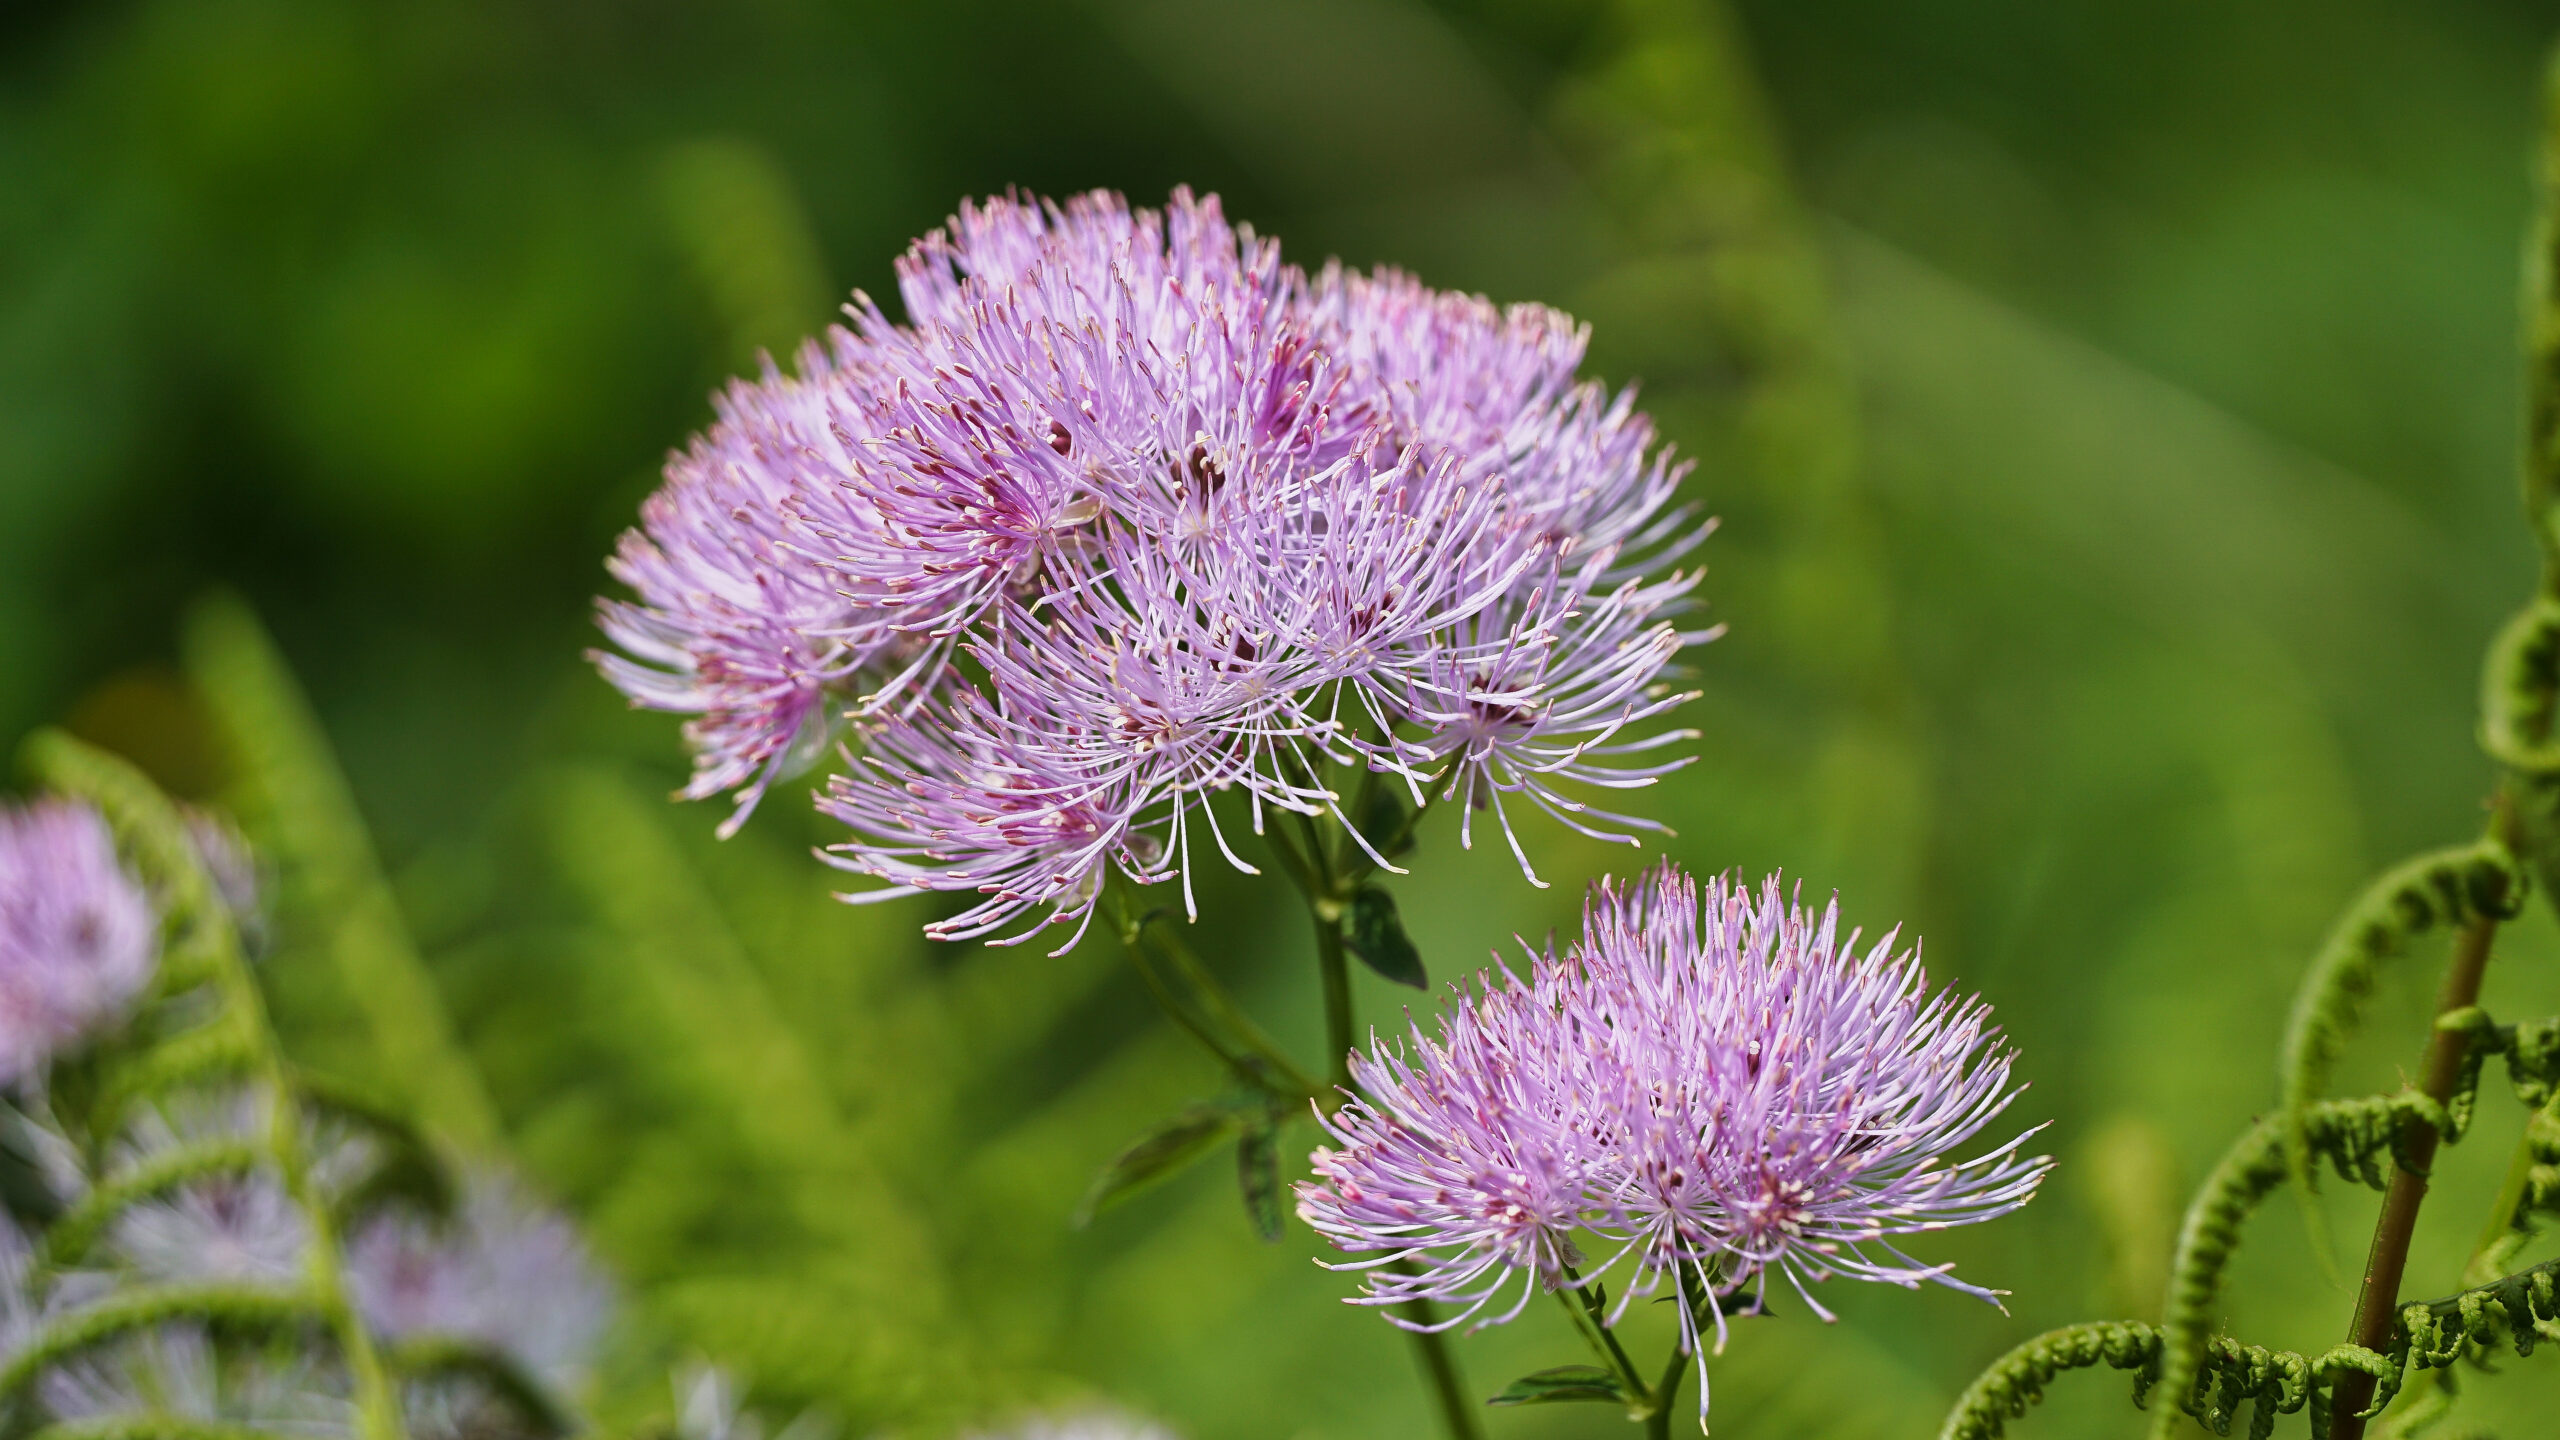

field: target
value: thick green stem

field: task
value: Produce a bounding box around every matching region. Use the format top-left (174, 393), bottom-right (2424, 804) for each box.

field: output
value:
top-left (1107, 884), bottom-right (1325, 1103)
top-left (1391, 1275), bottom-right (1489, 1440)
top-left (1270, 815), bottom-right (1358, 1094)
top-left (1646, 1340), bottom-right (1690, 1440)
top-left (1286, 788), bottom-right (1481, 1440)
top-left (1311, 900), bottom-right (1356, 1094)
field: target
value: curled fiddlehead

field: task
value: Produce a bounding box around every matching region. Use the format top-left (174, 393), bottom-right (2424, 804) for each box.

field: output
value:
top-left (2148, 1098), bottom-right (2438, 1440)
top-left (1939, 1322), bottom-right (2397, 1440)
top-left (2277, 845), bottom-right (2525, 1208)
top-left (1933, 1092), bottom-right (2422, 1439)
top-left (2398, 1256), bottom-right (2560, 1370)
top-left (1936, 1321), bottom-right (2161, 1440)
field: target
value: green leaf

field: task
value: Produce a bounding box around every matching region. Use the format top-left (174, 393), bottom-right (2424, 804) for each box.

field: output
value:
top-left (1073, 1103), bottom-right (1243, 1227)
top-left (1345, 885), bottom-right (1426, 988)
top-left (1236, 1117), bottom-right (1284, 1242)
top-left (1353, 782), bottom-right (1418, 863)
top-left (1486, 1365), bottom-right (1628, 1408)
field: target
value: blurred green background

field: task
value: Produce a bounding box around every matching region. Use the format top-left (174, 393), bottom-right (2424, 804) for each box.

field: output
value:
top-left (10, 0), bottom-right (2560, 1434)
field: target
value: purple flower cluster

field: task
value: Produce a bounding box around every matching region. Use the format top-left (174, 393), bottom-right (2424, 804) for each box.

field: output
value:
top-left (1295, 863), bottom-right (2048, 1416)
top-left (0, 800), bottom-right (158, 1083)
top-left (597, 189), bottom-right (1712, 946)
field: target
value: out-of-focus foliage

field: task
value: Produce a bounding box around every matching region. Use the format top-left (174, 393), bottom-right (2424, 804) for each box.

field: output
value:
top-left (10, 0), bottom-right (2560, 1434)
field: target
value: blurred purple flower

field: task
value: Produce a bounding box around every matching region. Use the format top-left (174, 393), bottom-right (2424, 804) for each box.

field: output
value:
top-left (0, 800), bottom-right (159, 1083)
top-left (110, 1171), bottom-right (309, 1286)
top-left (598, 189), bottom-right (1712, 944)
top-left (346, 1170), bottom-right (614, 1402)
top-left (1296, 863), bottom-right (2048, 1420)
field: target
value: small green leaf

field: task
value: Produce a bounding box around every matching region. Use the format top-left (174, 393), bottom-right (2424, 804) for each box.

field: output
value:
top-left (1237, 1118), bottom-right (1284, 1242)
top-left (1073, 1104), bottom-right (1242, 1227)
top-left (1345, 885), bottom-right (1426, 988)
top-left (1354, 783), bottom-right (1418, 863)
top-left (1486, 1365), bottom-right (1628, 1407)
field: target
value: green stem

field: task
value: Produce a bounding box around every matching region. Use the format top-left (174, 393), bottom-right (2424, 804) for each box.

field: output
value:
top-left (1553, 1267), bottom-right (1651, 1406)
top-left (1271, 808), bottom-right (1357, 1093)
top-left (1286, 778), bottom-right (1481, 1440)
top-left (1389, 1269), bottom-right (1489, 1440)
top-left (1339, 782), bottom-right (1433, 887)
top-left (1262, 817), bottom-right (1322, 897)
top-left (1311, 902), bottom-right (1356, 1095)
top-left (1107, 886), bottom-right (1324, 1103)
top-left (1646, 1339), bottom-right (1690, 1440)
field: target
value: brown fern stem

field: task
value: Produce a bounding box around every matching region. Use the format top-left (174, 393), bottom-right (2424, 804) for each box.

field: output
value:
top-left (2328, 790), bottom-right (2519, 1437)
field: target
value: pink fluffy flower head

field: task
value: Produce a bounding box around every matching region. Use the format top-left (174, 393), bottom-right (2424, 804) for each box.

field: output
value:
top-left (597, 189), bottom-right (1713, 947)
top-left (0, 800), bottom-right (158, 1083)
top-left (1295, 863), bottom-right (2049, 1422)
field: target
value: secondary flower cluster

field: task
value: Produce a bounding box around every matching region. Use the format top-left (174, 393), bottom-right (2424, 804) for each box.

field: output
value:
top-left (1295, 863), bottom-right (2049, 1417)
top-left (598, 188), bottom-right (1712, 946)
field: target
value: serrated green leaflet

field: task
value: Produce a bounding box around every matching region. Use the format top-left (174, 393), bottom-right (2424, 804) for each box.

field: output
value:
top-left (1073, 1101), bottom-right (1246, 1227)
top-left (1486, 1365), bottom-right (1629, 1407)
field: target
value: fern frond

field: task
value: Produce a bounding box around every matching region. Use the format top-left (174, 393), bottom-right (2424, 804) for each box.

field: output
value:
top-left (18, 731), bottom-right (407, 1440)
top-left (2399, 1256), bottom-right (2560, 1369)
top-left (2484, 598), bottom-right (2560, 772)
top-left (380, 1335), bottom-right (573, 1438)
top-left (183, 596), bottom-right (501, 1152)
top-left (2275, 843), bottom-right (2522, 1250)
top-left (1936, 1321), bottom-right (2161, 1440)
top-left (0, 1284), bottom-right (329, 1407)
top-left (1941, 1322), bottom-right (2400, 1440)
top-left (34, 1139), bottom-right (262, 1270)
top-left (2150, 1098), bottom-right (2428, 1440)
top-left (2188, 1335), bottom-right (2307, 1439)
top-left (31, 1415), bottom-right (308, 1440)
top-left (2278, 844), bottom-right (2522, 1145)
